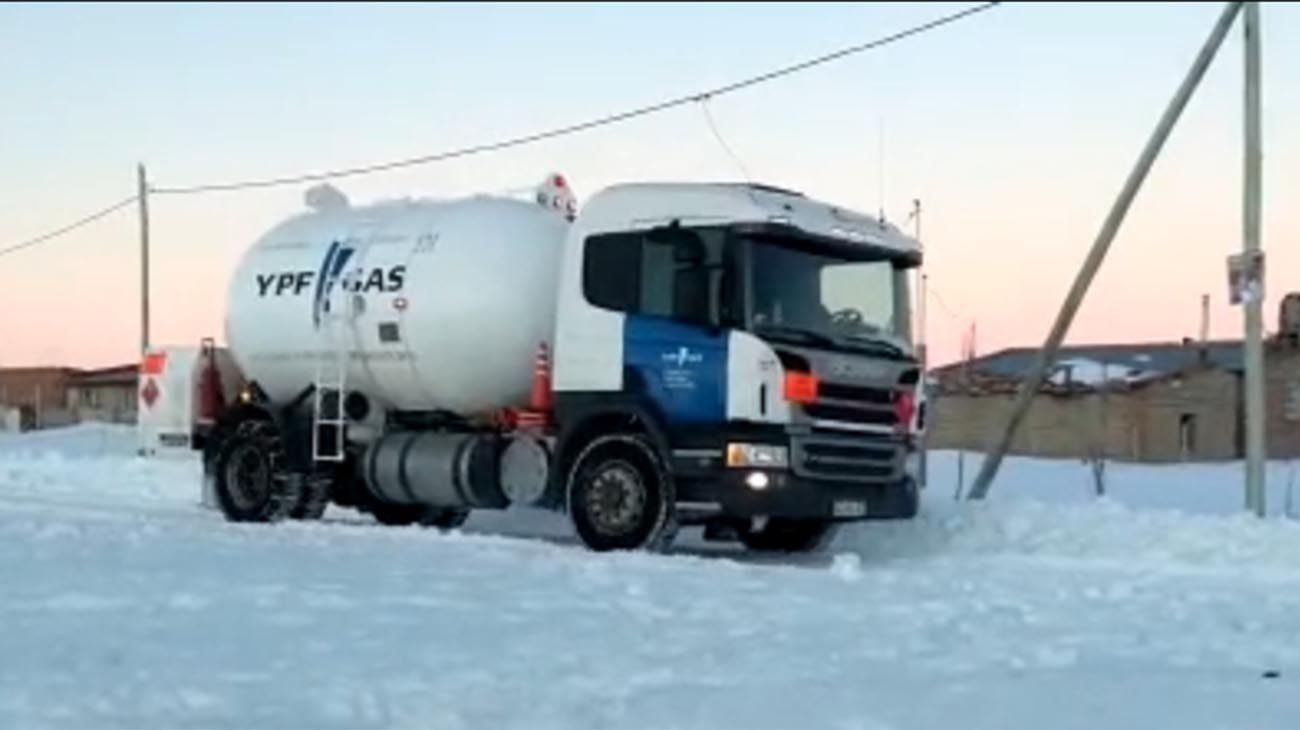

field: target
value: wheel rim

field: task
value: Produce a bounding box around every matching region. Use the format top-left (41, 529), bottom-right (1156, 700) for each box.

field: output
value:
top-left (584, 460), bottom-right (648, 537)
top-left (224, 443), bottom-right (271, 512)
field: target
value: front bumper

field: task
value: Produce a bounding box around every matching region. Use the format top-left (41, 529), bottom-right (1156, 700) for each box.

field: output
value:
top-left (672, 426), bottom-right (919, 521)
top-left (681, 470), bottom-right (918, 521)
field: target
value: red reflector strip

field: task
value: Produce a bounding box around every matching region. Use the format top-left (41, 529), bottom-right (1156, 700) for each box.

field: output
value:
top-left (514, 411), bottom-right (550, 429)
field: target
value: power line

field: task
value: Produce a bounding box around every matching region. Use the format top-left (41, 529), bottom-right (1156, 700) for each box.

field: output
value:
top-left (928, 282), bottom-right (964, 323)
top-left (0, 195), bottom-right (138, 260)
top-left (152, 2), bottom-right (1000, 196)
top-left (0, 3), bottom-right (1001, 259)
top-left (699, 98), bottom-right (754, 183)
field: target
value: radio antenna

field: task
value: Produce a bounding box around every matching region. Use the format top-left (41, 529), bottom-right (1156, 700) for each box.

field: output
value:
top-left (877, 117), bottom-right (886, 223)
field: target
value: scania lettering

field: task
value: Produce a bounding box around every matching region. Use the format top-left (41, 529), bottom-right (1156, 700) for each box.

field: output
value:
top-left (150, 174), bottom-right (926, 553)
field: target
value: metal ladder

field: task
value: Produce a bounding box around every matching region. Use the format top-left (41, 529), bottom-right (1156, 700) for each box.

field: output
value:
top-left (312, 272), bottom-right (351, 463)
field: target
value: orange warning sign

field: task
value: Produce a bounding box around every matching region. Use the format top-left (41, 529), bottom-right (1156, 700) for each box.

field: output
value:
top-left (141, 352), bottom-right (167, 375)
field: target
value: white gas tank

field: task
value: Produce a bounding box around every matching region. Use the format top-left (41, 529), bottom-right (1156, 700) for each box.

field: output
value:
top-left (225, 184), bottom-right (570, 416)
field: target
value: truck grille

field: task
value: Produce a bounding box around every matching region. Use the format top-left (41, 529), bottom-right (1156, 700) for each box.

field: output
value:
top-left (801, 380), bottom-right (899, 430)
top-left (818, 381), bottom-right (894, 404)
top-left (793, 432), bottom-right (901, 483)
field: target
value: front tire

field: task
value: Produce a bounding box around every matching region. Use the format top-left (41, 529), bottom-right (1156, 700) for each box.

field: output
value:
top-left (739, 518), bottom-right (838, 554)
top-left (899, 476), bottom-right (920, 519)
top-left (212, 420), bottom-right (300, 523)
top-left (566, 434), bottom-right (677, 552)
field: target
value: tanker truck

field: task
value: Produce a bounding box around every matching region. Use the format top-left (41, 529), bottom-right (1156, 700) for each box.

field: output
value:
top-left (176, 173), bottom-right (925, 553)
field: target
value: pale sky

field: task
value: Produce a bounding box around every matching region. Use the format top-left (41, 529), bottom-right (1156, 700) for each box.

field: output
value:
top-left (2, 2), bottom-right (1297, 368)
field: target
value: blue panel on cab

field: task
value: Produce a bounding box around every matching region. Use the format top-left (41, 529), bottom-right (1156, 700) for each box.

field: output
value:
top-left (623, 316), bottom-right (727, 425)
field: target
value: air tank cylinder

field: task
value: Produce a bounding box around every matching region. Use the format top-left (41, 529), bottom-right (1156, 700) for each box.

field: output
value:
top-left (362, 432), bottom-right (509, 510)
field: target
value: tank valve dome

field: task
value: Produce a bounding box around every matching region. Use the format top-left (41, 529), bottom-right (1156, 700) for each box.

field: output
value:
top-left (305, 183), bottom-right (350, 212)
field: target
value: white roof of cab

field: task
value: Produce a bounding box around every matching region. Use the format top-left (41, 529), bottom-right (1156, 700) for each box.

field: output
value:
top-left (579, 182), bottom-right (920, 257)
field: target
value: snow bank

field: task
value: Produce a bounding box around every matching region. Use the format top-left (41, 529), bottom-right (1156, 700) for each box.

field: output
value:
top-left (838, 497), bottom-right (1300, 578)
top-left (927, 449), bottom-right (1300, 516)
top-left (0, 424), bottom-right (200, 520)
top-left (0, 422), bottom-right (138, 459)
top-left (830, 449), bottom-right (1300, 576)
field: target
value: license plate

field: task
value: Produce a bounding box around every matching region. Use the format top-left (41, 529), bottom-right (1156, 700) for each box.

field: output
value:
top-left (159, 433), bottom-right (190, 447)
top-left (833, 500), bottom-right (867, 518)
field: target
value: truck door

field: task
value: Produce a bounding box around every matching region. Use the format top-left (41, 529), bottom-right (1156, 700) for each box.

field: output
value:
top-left (621, 228), bottom-right (732, 427)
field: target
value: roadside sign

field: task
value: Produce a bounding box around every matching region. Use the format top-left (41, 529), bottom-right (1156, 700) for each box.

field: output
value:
top-left (1227, 250), bottom-right (1265, 306)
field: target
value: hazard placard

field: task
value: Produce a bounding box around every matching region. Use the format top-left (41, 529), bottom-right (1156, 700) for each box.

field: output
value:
top-left (140, 378), bottom-right (160, 409)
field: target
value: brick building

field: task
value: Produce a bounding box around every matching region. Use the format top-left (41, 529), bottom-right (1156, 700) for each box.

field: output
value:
top-left (0, 367), bottom-right (79, 430)
top-left (929, 338), bottom-right (1300, 463)
top-left (67, 365), bottom-right (140, 425)
top-left (0, 364), bottom-right (138, 430)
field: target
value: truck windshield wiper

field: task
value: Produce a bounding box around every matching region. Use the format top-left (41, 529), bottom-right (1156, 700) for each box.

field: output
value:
top-left (753, 324), bottom-right (838, 349)
top-left (842, 333), bottom-right (907, 358)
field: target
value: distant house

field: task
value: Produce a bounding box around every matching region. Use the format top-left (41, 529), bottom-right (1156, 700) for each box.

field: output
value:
top-left (0, 367), bottom-right (80, 430)
top-left (67, 365), bottom-right (139, 425)
top-left (0, 364), bottom-right (138, 430)
top-left (929, 338), bottom-right (1300, 463)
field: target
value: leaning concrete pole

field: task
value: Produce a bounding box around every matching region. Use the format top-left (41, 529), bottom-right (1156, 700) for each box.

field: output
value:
top-left (967, 1), bottom-right (1244, 500)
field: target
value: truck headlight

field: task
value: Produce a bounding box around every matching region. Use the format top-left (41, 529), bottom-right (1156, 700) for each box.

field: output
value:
top-left (726, 443), bottom-right (789, 469)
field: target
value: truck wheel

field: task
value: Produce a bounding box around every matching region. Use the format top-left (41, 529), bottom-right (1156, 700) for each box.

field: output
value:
top-left (899, 476), bottom-right (920, 519)
top-left (566, 434), bottom-right (677, 553)
top-left (739, 519), bottom-right (838, 554)
top-left (213, 420), bottom-right (300, 523)
top-left (290, 475), bottom-right (330, 521)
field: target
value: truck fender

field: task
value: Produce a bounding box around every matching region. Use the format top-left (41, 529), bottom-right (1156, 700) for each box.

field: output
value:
top-left (203, 401), bottom-right (275, 477)
top-left (546, 397), bottom-right (673, 511)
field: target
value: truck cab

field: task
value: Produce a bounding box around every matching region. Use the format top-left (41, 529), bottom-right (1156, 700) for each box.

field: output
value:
top-left (550, 182), bottom-right (923, 551)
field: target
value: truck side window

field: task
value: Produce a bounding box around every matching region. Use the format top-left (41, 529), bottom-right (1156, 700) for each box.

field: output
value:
top-left (583, 233), bottom-right (641, 312)
top-left (640, 239), bottom-right (677, 317)
top-left (667, 238), bottom-right (711, 326)
top-left (582, 227), bottom-right (733, 329)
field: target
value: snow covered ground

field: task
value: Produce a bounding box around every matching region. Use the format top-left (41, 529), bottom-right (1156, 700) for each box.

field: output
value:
top-left (3, 425), bottom-right (1300, 729)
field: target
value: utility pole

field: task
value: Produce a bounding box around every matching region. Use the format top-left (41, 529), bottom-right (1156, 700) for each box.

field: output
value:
top-left (914, 199), bottom-right (928, 489)
top-left (1200, 293), bottom-right (1211, 346)
top-left (1242, 1), bottom-right (1266, 517)
top-left (138, 164), bottom-right (151, 356)
top-left (966, 1), bottom-right (1245, 500)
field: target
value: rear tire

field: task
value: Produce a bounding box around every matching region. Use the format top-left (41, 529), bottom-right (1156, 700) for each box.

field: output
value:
top-left (213, 420), bottom-right (300, 523)
top-left (290, 475), bottom-right (330, 520)
top-left (739, 518), bottom-right (838, 554)
top-left (566, 434), bottom-right (677, 553)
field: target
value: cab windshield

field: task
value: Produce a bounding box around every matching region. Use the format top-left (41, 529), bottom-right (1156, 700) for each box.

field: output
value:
top-left (743, 231), bottom-right (913, 357)
top-left (579, 223), bottom-right (915, 357)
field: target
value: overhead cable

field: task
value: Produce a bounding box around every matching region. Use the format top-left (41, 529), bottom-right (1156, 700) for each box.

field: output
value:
top-left (151, 2), bottom-right (1001, 195)
top-left (0, 195), bottom-right (138, 259)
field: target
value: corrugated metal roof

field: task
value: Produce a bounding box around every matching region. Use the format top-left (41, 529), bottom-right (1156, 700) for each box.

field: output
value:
top-left (70, 364), bottom-right (138, 387)
top-left (935, 340), bottom-right (1243, 381)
